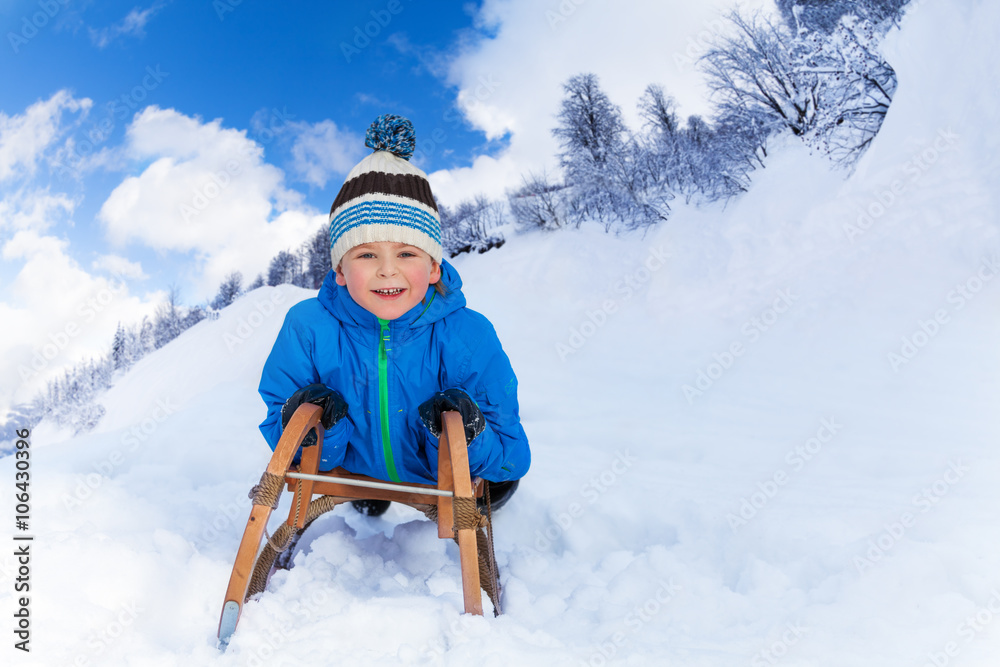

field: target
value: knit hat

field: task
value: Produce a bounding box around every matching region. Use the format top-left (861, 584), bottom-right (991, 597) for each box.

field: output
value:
top-left (328, 114), bottom-right (442, 268)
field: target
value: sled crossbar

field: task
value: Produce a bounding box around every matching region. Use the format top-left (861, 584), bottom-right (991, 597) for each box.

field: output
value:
top-left (217, 403), bottom-right (497, 649)
top-left (284, 471), bottom-right (454, 497)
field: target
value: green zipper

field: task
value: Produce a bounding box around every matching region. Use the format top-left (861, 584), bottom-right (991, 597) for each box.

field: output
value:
top-left (377, 318), bottom-right (400, 482)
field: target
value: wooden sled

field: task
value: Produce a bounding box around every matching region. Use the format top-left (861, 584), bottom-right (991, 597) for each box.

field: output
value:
top-left (217, 403), bottom-right (501, 647)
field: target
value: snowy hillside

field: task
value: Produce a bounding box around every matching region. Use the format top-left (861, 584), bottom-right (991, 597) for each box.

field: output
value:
top-left (3, 1), bottom-right (1000, 665)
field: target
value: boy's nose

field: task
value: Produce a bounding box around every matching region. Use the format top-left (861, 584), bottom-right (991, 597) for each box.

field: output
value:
top-left (377, 260), bottom-right (398, 276)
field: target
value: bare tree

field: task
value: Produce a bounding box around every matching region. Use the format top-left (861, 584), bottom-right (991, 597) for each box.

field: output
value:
top-left (637, 85), bottom-right (683, 192)
top-left (798, 15), bottom-right (897, 167)
top-left (553, 73), bottom-right (630, 227)
top-left (440, 195), bottom-right (506, 257)
top-left (508, 171), bottom-right (569, 231)
top-left (701, 10), bottom-right (821, 137)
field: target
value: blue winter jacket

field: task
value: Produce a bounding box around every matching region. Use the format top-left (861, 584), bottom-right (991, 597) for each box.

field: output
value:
top-left (258, 261), bottom-right (530, 484)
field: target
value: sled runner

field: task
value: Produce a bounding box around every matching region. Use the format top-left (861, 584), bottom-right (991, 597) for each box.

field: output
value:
top-left (217, 403), bottom-right (501, 648)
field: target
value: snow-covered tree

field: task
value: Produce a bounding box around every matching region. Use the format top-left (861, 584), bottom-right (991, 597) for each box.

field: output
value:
top-left (702, 7), bottom-right (894, 170)
top-left (183, 304), bottom-right (208, 329)
top-left (111, 323), bottom-right (128, 371)
top-left (857, 0), bottom-right (910, 27)
top-left (74, 403), bottom-right (107, 433)
top-left (776, 0), bottom-right (856, 34)
top-left (776, 0), bottom-right (909, 34)
top-left (116, 323), bottom-right (146, 371)
top-left (440, 196), bottom-right (505, 257)
top-left (301, 226), bottom-right (331, 288)
top-left (797, 14), bottom-right (897, 167)
top-left (138, 316), bottom-right (154, 356)
top-left (267, 250), bottom-right (300, 286)
top-left (637, 85), bottom-right (683, 193)
top-left (712, 108), bottom-right (770, 186)
top-left (90, 356), bottom-right (113, 393)
top-left (211, 271), bottom-right (243, 310)
top-left (153, 286), bottom-right (185, 349)
top-left (30, 353), bottom-right (114, 434)
top-left (701, 10), bottom-right (821, 138)
top-left (507, 171), bottom-right (569, 231)
top-left (248, 273), bottom-right (265, 291)
top-left (606, 137), bottom-right (673, 230)
top-left (553, 73), bottom-right (630, 227)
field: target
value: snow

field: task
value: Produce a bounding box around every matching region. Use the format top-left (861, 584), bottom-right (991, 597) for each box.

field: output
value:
top-left (4, 1), bottom-right (1000, 665)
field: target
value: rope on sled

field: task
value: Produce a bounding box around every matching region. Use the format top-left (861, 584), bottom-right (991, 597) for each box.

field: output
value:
top-left (248, 471), bottom-right (284, 510)
top-left (419, 492), bottom-right (502, 616)
top-left (244, 475), bottom-right (502, 614)
top-left (453, 497), bottom-right (488, 530)
top-left (482, 482), bottom-right (502, 616)
top-left (246, 495), bottom-right (346, 600)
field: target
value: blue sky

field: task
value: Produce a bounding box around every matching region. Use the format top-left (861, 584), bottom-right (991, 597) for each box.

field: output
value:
top-left (0, 0), bottom-right (770, 414)
top-left (1, 0), bottom-right (500, 288)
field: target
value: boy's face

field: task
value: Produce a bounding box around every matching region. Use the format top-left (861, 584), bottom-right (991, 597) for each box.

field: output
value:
top-left (335, 242), bottom-right (441, 321)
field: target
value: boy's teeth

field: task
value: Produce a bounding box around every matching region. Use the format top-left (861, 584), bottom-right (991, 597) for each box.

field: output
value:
top-left (375, 288), bottom-right (404, 295)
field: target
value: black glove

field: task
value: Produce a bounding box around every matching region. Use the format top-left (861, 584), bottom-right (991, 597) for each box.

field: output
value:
top-left (281, 384), bottom-right (348, 447)
top-left (418, 388), bottom-right (485, 445)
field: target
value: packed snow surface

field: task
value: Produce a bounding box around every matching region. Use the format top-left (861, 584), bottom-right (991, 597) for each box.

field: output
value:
top-left (3, 1), bottom-right (1000, 665)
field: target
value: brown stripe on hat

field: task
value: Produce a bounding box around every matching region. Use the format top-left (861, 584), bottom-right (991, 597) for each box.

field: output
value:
top-left (328, 116), bottom-right (443, 269)
top-left (329, 172), bottom-right (438, 216)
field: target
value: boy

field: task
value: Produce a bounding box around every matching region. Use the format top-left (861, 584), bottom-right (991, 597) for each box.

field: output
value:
top-left (258, 115), bottom-right (529, 515)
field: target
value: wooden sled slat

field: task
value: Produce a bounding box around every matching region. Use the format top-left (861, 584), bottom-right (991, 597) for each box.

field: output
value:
top-left (441, 411), bottom-right (484, 617)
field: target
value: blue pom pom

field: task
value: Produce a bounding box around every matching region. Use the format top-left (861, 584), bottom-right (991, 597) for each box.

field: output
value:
top-left (365, 114), bottom-right (415, 161)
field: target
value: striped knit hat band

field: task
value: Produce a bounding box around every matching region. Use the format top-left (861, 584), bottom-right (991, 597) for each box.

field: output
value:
top-left (329, 115), bottom-right (442, 268)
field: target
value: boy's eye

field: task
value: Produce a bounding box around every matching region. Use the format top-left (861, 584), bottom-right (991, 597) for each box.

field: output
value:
top-left (399, 251), bottom-right (415, 258)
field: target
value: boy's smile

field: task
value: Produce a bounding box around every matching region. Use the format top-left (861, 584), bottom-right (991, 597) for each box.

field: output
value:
top-left (335, 241), bottom-right (441, 321)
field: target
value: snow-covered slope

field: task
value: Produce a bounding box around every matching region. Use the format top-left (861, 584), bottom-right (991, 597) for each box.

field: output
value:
top-left (3, 1), bottom-right (1000, 665)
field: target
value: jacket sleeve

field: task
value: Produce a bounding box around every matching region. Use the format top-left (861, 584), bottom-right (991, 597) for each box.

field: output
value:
top-left (258, 307), bottom-right (352, 468)
top-left (457, 322), bottom-right (531, 482)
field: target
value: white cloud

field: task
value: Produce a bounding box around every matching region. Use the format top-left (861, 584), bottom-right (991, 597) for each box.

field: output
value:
top-left (429, 153), bottom-right (526, 206)
top-left (0, 90), bottom-right (91, 183)
top-left (288, 119), bottom-right (365, 188)
top-left (0, 229), bottom-right (161, 412)
top-left (0, 94), bottom-right (328, 416)
top-left (98, 106), bottom-right (325, 296)
top-left (0, 188), bottom-right (76, 233)
top-left (431, 0), bottom-right (773, 205)
top-left (0, 90), bottom-right (162, 415)
top-left (89, 2), bottom-right (167, 49)
top-left (92, 254), bottom-right (148, 281)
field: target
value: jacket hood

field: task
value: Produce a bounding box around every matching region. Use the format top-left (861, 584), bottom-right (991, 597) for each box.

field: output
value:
top-left (317, 259), bottom-right (466, 331)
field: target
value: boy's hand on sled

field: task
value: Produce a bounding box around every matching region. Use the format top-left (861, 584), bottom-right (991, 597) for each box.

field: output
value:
top-left (282, 383), bottom-right (349, 434)
top-left (418, 388), bottom-right (485, 444)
